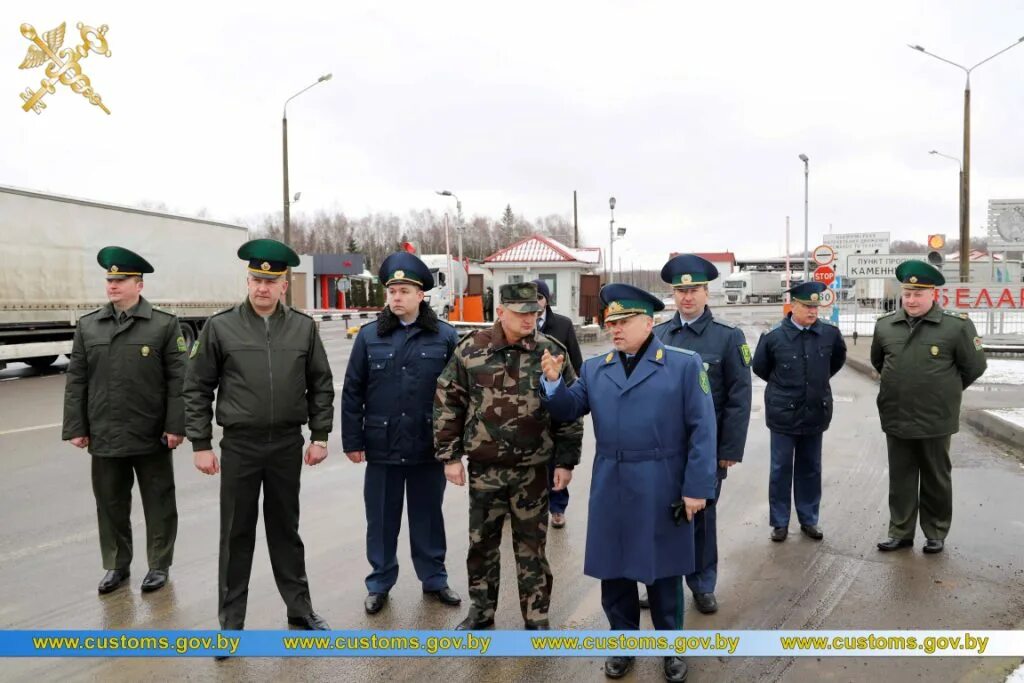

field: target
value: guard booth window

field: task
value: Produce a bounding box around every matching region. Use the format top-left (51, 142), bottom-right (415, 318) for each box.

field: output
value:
top-left (538, 274), bottom-right (557, 305)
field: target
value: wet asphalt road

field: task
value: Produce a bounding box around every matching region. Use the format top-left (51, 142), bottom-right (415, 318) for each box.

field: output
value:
top-left (1, 310), bottom-right (1023, 682)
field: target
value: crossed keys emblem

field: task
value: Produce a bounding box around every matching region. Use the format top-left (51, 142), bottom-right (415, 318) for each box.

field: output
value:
top-left (18, 22), bottom-right (111, 115)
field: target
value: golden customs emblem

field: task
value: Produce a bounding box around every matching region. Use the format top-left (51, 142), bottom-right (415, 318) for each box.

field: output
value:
top-left (18, 22), bottom-right (111, 114)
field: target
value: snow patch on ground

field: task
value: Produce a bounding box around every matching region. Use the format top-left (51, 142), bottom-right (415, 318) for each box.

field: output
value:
top-left (985, 408), bottom-right (1024, 430)
top-left (973, 360), bottom-right (1024, 385)
top-left (1005, 662), bottom-right (1024, 683)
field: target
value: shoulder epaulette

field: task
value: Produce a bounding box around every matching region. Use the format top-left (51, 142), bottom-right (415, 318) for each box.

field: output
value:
top-left (653, 319), bottom-right (672, 329)
top-left (290, 307), bottom-right (314, 321)
top-left (541, 334), bottom-right (568, 353)
top-left (818, 318), bottom-right (837, 327)
top-left (456, 330), bottom-right (478, 347)
top-left (770, 321), bottom-right (784, 331)
top-left (943, 310), bottom-right (969, 320)
top-left (210, 305), bottom-right (235, 319)
top-left (79, 307), bottom-right (103, 319)
top-left (878, 310), bottom-right (897, 319)
top-left (711, 318), bottom-right (737, 329)
top-left (664, 345), bottom-right (696, 355)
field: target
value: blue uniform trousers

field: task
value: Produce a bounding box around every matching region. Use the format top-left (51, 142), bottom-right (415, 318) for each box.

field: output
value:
top-left (768, 432), bottom-right (823, 527)
top-left (602, 576), bottom-right (684, 630)
top-left (685, 472), bottom-right (724, 594)
top-left (364, 462), bottom-right (448, 593)
top-left (546, 459), bottom-right (570, 515)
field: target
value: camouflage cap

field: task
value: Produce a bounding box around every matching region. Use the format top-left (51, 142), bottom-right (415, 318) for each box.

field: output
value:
top-left (499, 282), bottom-right (542, 313)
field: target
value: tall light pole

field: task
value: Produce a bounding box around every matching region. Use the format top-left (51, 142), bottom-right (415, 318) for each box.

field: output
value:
top-left (608, 197), bottom-right (616, 283)
top-left (909, 37), bottom-right (1024, 282)
top-left (436, 190), bottom-right (464, 320)
top-left (798, 154), bottom-right (809, 281)
top-left (928, 150), bottom-right (964, 256)
top-left (282, 72), bottom-right (332, 305)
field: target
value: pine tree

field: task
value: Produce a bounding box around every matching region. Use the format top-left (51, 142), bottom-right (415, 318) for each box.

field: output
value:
top-left (502, 204), bottom-right (515, 240)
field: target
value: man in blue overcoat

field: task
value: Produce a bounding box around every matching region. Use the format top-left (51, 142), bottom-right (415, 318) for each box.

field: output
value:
top-left (540, 283), bottom-right (718, 683)
top-left (342, 252), bottom-right (462, 614)
top-left (752, 281), bottom-right (846, 543)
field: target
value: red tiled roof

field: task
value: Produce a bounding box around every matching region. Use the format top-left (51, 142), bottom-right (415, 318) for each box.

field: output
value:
top-left (485, 234), bottom-right (602, 264)
top-left (669, 251), bottom-right (736, 265)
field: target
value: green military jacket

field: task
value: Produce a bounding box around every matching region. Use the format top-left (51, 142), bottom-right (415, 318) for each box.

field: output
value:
top-left (870, 304), bottom-right (987, 439)
top-left (62, 297), bottom-right (186, 457)
top-left (433, 322), bottom-right (583, 468)
top-left (183, 299), bottom-right (334, 450)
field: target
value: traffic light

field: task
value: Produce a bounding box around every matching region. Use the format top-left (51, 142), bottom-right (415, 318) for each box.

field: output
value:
top-left (927, 234), bottom-right (945, 265)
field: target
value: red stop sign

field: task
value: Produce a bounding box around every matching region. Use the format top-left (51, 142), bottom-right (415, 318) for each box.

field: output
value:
top-left (813, 265), bottom-right (835, 286)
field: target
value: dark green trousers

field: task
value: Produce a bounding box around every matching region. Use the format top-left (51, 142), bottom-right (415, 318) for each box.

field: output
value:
top-left (91, 450), bottom-right (177, 570)
top-left (885, 435), bottom-right (953, 540)
top-left (218, 430), bottom-right (312, 629)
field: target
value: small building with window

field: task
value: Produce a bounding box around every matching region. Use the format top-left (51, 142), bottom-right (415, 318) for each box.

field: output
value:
top-left (483, 234), bottom-right (602, 323)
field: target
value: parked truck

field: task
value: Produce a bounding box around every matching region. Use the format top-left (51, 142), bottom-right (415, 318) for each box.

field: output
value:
top-left (418, 254), bottom-right (468, 318)
top-left (0, 185), bottom-right (248, 371)
top-left (722, 270), bottom-right (792, 304)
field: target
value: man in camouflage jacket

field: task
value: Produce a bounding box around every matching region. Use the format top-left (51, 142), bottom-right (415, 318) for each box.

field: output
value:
top-left (434, 282), bottom-right (583, 630)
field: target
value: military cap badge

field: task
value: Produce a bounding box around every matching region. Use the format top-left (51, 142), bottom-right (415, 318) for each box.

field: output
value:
top-left (607, 301), bottom-right (624, 314)
top-left (810, 292), bottom-right (819, 301)
top-left (394, 270), bottom-right (405, 279)
top-left (110, 265), bottom-right (119, 273)
top-left (681, 274), bottom-right (693, 284)
top-left (261, 261), bottom-right (271, 271)
top-left (909, 276), bottom-right (918, 284)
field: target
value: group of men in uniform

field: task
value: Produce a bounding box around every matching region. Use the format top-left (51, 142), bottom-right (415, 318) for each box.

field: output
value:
top-left (61, 239), bottom-right (986, 679)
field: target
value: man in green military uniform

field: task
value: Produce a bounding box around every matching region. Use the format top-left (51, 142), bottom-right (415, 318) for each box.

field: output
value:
top-left (62, 246), bottom-right (186, 595)
top-left (434, 282), bottom-right (583, 630)
top-left (872, 260), bottom-right (987, 555)
top-left (184, 238), bottom-right (335, 631)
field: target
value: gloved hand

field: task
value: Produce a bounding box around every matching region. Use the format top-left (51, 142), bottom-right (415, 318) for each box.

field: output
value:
top-left (671, 500), bottom-right (687, 526)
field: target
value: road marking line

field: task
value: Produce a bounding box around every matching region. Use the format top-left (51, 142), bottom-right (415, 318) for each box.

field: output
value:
top-left (0, 422), bottom-right (62, 436)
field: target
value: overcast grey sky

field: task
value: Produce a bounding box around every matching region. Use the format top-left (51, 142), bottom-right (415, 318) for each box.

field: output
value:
top-left (3, 1), bottom-right (1023, 267)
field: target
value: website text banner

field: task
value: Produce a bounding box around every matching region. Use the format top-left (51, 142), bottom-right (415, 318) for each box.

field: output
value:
top-left (4, 630), bottom-right (1023, 657)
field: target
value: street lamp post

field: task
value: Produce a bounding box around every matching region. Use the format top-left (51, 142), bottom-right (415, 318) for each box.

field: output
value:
top-left (928, 150), bottom-right (965, 256)
top-left (608, 197), bottom-right (616, 283)
top-left (798, 154), bottom-right (809, 281)
top-left (282, 72), bottom-right (332, 305)
top-left (909, 37), bottom-right (1024, 283)
top-left (436, 190), bottom-right (464, 320)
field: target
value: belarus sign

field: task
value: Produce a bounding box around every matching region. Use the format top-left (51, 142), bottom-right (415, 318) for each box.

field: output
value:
top-left (846, 254), bottom-right (916, 279)
top-left (936, 284), bottom-right (1024, 311)
top-left (812, 265), bottom-right (835, 286)
top-left (812, 244), bottom-right (835, 266)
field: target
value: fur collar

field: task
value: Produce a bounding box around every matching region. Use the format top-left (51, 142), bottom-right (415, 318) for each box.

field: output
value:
top-left (376, 300), bottom-right (440, 336)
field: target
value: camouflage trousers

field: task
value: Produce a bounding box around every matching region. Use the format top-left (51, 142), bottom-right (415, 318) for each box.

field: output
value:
top-left (467, 463), bottom-right (552, 627)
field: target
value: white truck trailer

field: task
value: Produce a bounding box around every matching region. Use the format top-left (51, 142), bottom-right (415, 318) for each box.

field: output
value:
top-left (0, 185), bottom-right (248, 370)
top-left (722, 270), bottom-right (788, 304)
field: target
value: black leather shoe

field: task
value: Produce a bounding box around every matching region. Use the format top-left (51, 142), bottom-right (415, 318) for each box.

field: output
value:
top-left (364, 592), bottom-right (388, 614)
top-left (771, 527), bottom-right (788, 542)
top-left (693, 592), bottom-right (718, 614)
top-left (604, 656), bottom-right (635, 679)
top-left (98, 568), bottom-right (130, 595)
top-left (551, 512), bottom-right (566, 528)
top-left (424, 587), bottom-right (462, 606)
top-left (455, 615), bottom-right (494, 630)
top-left (923, 539), bottom-right (944, 554)
top-left (800, 524), bottom-right (824, 540)
top-left (287, 612), bottom-right (330, 630)
top-left (877, 538), bottom-right (914, 552)
top-left (141, 569), bottom-right (168, 593)
top-left (639, 591), bottom-right (650, 609)
top-left (664, 656), bottom-right (689, 682)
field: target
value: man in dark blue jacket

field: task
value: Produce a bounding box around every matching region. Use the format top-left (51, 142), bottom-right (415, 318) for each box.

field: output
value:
top-left (645, 254), bottom-right (751, 615)
top-left (752, 282), bottom-right (846, 542)
top-left (342, 252), bottom-right (462, 614)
